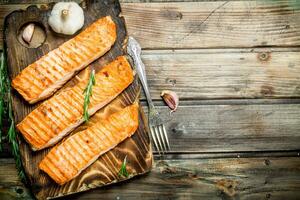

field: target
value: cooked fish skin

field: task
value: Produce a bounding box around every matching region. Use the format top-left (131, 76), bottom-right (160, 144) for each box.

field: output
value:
top-left (17, 56), bottom-right (134, 151)
top-left (12, 16), bottom-right (117, 104)
top-left (39, 104), bottom-right (139, 185)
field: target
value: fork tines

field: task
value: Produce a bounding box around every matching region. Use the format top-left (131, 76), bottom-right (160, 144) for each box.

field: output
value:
top-left (150, 124), bottom-right (170, 154)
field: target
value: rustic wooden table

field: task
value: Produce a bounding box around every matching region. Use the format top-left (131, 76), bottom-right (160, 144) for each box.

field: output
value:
top-left (1, 0), bottom-right (300, 199)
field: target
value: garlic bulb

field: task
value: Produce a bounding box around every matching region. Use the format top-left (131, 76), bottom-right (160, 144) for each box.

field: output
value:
top-left (161, 90), bottom-right (179, 113)
top-left (48, 2), bottom-right (84, 35)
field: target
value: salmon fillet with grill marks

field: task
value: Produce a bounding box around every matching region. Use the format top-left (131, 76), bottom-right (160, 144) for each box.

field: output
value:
top-left (12, 16), bottom-right (117, 104)
top-left (17, 56), bottom-right (134, 151)
top-left (39, 104), bottom-right (139, 185)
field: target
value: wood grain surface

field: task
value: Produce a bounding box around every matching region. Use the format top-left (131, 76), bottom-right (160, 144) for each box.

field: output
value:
top-left (3, 0), bottom-right (152, 199)
top-left (1, 1), bottom-right (300, 49)
top-left (122, 1), bottom-right (300, 49)
top-left (2, 101), bottom-right (300, 155)
top-left (1, 0), bottom-right (300, 199)
top-left (145, 103), bottom-right (300, 152)
top-left (1, 156), bottom-right (300, 200)
top-left (139, 49), bottom-right (300, 99)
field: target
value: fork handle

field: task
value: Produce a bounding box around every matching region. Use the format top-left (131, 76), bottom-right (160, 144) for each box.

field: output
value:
top-left (132, 52), bottom-right (155, 109)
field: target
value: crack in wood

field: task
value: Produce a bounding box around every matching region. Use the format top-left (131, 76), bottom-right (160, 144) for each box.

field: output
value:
top-left (175, 1), bottom-right (229, 44)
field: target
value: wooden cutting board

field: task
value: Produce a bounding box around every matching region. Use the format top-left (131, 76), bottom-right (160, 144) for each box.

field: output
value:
top-left (4, 0), bottom-right (153, 199)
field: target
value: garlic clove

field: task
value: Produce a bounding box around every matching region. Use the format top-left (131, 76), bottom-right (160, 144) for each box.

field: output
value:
top-left (22, 23), bottom-right (35, 44)
top-left (161, 90), bottom-right (179, 113)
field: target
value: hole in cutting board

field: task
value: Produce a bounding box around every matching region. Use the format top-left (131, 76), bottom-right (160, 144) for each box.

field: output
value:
top-left (17, 22), bottom-right (46, 48)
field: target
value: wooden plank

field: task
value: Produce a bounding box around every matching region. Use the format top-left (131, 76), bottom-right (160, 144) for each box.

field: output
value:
top-left (138, 49), bottom-right (300, 100)
top-left (1, 156), bottom-right (300, 199)
top-left (1, 102), bottom-right (300, 155)
top-left (144, 103), bottom-right (300, 153)
top-left (2, 45), bottom-right (300, 99)
top-left (0, 159), bottom-right (32, 200)
top-left (6, 46), bottom-right (299, 101)
top-left (121, 1), bottom-right (300, 49)
top-left (0, 96), bottom-right (300, 158)
top-left (1, 1), bottom-right (300, 49)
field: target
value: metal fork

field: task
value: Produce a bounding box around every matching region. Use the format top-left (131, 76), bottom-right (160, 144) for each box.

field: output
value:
top-left (127, 37), bottom-right (170, 154)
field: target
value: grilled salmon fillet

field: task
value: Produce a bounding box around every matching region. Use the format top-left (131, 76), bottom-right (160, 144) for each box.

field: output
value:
top-left (39, 104), bottom-right (139, 185)
top-left (17, 56), bottom-right (134, 151)
top-left (12, 16), bottom-right (117, 104)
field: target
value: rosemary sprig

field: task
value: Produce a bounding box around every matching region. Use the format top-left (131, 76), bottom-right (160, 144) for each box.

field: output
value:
top-left (118, 155), bottom-right (129, 178)
top-left (83, 69), bottom-right (96, 122)
top-left (0, 52), bottom-right (6, 152)
top-left (0, 51), bottom-right (26, 182)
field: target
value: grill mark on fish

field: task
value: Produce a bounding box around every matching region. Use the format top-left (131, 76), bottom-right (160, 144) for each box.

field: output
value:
top-left (40, 105), bottom-right (63, 134)
top-left (58, 47), bottom-right (80, 67)
top-left (63, 141), bottom-right (83, 168)
top-left (43, 58), bottom-right (65, 77)
top-left (76, 134), bottom-right (94, 158)
top-left (55, 100), bottom-right (75, 123)
top-left (17, 56), bottom-right (133, 151)
top-left (27, 123), bottom-right (48, 143)
top-left (68, 141), bottom-right (84, 166)
top-left (69, 47), bottom-right (87, 63)
top-left (41, 158), bottom-right (62, 182)
top-left (28, 65), bottom-right (48, 86)
top-left (21, 68), bottom-right (44, 92)
top-left (53, 50), bottom-right (75, 69)
top-left (67, 91), bottom-right (84, 114)
top-left (92, 133), bottom-right (105, 150)
top-left (41, 61), bottom-right (63, 80)
top-left (62, 93), bottom-right (82, 117)
top-left (45, 156), bottom-right (67, 181)
top-left (55, 147), bottom-right (72, 172)
top-left (12, 16), bottom-right (117, 104)
top-left (102, 122), bottom-right (118, 142)
top-left (58, 145), bottom-right (79, 172)
top-left (58, 92), bottom-right (79, 116)
top-left (27, 115), bottom-right (50, 141)
top-left (75, 48), bottom-right (90, 61)
top-left (49, 102), bottom-right (70, 125)
top-left (39, 104), bottom-right (139, 185)
top-left (31, 63), bottom-right (56, 85)
top-left (45, 52), bottom-right (65, 73)
top-left (20, 123), bottom-right (44, 145)
top-left (107, 121), bottom-right (120, 141)
top-left (98, 125), bottom-right (115, 145)
top-left (33, 110), bottom-right (57, 139)
top-left (46, 101), bottom-right (69, 128)
top-left (92, 126), bottom-right (110, 148)
top-left (85, 132), bottom-right (98, 153)
top-left (70, 138), bottom-right (89, 163)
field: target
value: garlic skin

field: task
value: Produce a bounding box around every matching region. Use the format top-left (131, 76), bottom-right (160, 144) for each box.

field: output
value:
top-left (48, 2), bottom-right (84, 35)
top-left (161, 90), bottom-right (179, 113)
top-left (22, 23), bottom-right (35, 44)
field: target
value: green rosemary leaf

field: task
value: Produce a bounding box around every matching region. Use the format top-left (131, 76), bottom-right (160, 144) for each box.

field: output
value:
top-left (0, 100), bottom-right (3, 152)
top-left (83, 69), bottom-right (96, 122)
top-left (0, 51), bottom-right (26, 183)
top-left (118, 156), bottom-right (129, 178)
top-left (7, 90), bottom-right (26, 183)
top-left (0, 52), bottom-right (5, 151)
